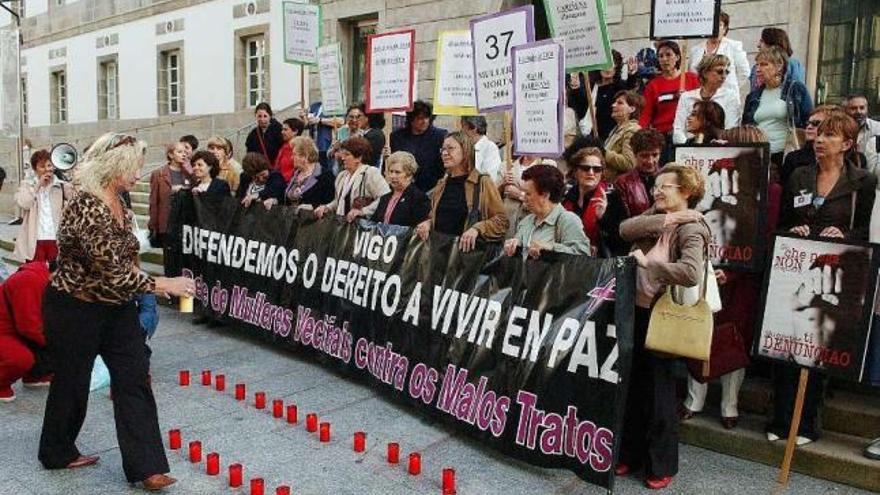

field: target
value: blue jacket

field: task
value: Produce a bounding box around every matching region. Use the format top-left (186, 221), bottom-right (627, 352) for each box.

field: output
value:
top-left (749, 58), bottom-right (806, 92)
top-left (742, 78), bottom-right (813, 130)
top-left (136, 293), bottom-right (159, 339)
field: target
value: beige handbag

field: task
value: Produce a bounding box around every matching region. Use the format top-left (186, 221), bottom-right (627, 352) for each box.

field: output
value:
top-left (645, 255), bottom-right (714, 361)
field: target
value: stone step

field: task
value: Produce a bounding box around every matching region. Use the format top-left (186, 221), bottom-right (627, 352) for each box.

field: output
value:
top-left (134, 182), bottom-right (150, 194)
top-left (132, 203), bottom-right (149, 216)
top-left (130, 191), bottom-right (149, 204)
top-left (702, 376), bottom-right (880, 440)
top-left (680, 413), bottom-right (880, 492)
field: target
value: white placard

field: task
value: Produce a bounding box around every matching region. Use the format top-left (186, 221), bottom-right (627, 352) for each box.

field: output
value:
top-left (470, 6), bottom-right (535, 113)
top-left (544, 0), bottom-right (612, 72)
top-left (317, 43), bottom-right (346, 116)
top-left (282, 2), bottom-right (322, 65)
top-left (366, 30), bottom-right (415, 113)
top-left (433, 31), bottom-right (477, 115)
top-left (651, 0), bottom-right (720, 40)
top-left (512, 41), bottom-right (564, 157)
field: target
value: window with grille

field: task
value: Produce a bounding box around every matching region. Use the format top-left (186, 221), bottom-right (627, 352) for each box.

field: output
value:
top-left (245, 36), bottom-right (266, 107)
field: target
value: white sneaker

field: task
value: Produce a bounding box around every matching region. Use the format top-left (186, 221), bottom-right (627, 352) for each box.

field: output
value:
top-left (796, 436), bottom-right (814, 446)
top-left (766, 432), bottom-right (780, 442)
top-left (864, 437), bottom-right (880, 460)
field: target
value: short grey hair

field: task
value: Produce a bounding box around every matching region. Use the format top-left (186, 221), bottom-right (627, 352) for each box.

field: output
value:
top-left (461, 115), bottom-right (488, 135)
top-left (385, 151), bottom-right (418, 177)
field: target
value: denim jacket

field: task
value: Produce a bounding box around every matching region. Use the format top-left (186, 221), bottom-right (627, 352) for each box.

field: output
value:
top-left (742, 78), bottom-right (813, 131)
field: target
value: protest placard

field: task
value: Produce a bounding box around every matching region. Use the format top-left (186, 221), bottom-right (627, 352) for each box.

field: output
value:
top-left (365, 30), bottom-right (415, 113)
top-left (282, 2), bottom-right (322, 65)
top-left (543, 0), bottom-right (612, 72)
top-left (317, 43), bottom-right (346, 116)
top-left (674, 144), bottom-right (769, 271)
top-left (650, 0), bottom-right (721, 40)
top-left (470, 6), bottom-right (535, 113)
top-left (755, 235), bottom-right (879, 382)
top-left (511, 40), bottom-right (564, 157)
top-left (433, 31), bottom-right (478, 116)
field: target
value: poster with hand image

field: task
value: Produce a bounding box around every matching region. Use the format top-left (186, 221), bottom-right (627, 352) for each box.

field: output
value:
top-left (674, 144), bottom-right (769, 271)
top-left (754, 235), bottom-right (880, 381)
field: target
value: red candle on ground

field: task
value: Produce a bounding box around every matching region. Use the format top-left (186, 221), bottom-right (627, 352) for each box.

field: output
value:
top-left (168, 429), bottom-right (181, 450)
top-left (229, 463), bottom-right (243, 487)
top-left (273, 399), bottom-right (283, 418)
top-left (215, 374), bottom-right (226, 392)
top-left (387, 442), bottom-right (399, 464)
top-left (201, 370), bottom-right (211, 386)
top-left (319, 422), bottom-right (330, 442)
top-left (250, 477), bottom-right (265, 495)
top-left (353, 431), bottom-right (365, 452)
top-left (408, 453), bottom-right (421, 475)
top-left (235, 383), bottom-right (246, 401)
top-left (442, 468), bottom-right (456, 494)
top-left (179, 370), bottom-right (190, 386)
top-left (188, 441), bottom-right (202, 463)
top-left (255, 392), bottom-right (266, 409)
top-left (286, 404), bottom-right (298, 424)
top-left (206, 452), bottom-right (220, 475)
top-left (276, 486), bottom-right (291, 495)
top-left (306, 413), bottom-right (317, 432)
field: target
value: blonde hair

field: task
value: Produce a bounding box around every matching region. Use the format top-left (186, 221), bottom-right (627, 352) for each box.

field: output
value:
top-left (696, 54), bottom-right (730, 84)
top-left (658, 163), bottom-right (705, 208)
top-left (206, 136), bottom-right (232, 159)
top-left (756, 46), bottom-right (788, 71)
top-left (76, 132), bottom-right (147, 196)
top-left (291, 136), bottom-right (319, 164)
top-left (385, 151), bottom-right (418, 177)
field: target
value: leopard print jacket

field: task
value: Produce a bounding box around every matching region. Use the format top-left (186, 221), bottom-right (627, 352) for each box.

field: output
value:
top-left (51, 191), bottom-right (155, 304)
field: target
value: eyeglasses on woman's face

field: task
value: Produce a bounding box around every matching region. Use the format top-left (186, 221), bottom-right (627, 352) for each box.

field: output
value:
top-left (651, 183), bottom-right (682, 195)
top-left (578, 164), bottom-right (604, 174)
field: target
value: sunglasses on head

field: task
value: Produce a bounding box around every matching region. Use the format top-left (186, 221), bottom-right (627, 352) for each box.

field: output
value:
top-left (107, 133), bottom-right (136, 151)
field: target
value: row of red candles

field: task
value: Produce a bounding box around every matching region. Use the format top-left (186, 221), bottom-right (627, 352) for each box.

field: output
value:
top-left (177, 369), bottom-right (457, 494)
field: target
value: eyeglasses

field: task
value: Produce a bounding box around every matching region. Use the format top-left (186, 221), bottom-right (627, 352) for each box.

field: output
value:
top-left (440, 146), bottom-right (458, 154)
top-left (713, 68), bottom-right (730, 76)
top-left (807, 119), bottom-right (823, 128)
top-left (651, 184), bottom-right (682, 194)
top-left (578, 165), bottom-right (604, 174)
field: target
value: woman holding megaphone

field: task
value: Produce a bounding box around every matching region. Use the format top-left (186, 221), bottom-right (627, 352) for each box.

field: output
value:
top-left (13, 149), bottom-right (73, 263)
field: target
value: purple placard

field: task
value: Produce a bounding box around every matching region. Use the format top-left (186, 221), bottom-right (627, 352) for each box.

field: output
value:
top-left (469, 5), bottom-right (536, 113)
top-left (511, 39), bottom-right (565, 158)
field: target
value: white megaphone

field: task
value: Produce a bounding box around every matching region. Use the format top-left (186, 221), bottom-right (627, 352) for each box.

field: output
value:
top-left (50, 143), bottom-right (78, 171)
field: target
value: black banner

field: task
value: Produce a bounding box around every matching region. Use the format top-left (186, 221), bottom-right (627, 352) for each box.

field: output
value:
top-left (167, 194), bottom-right (635, 490)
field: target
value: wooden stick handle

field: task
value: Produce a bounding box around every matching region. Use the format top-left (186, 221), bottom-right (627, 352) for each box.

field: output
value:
top-left (504, 110), bottom-right (513, 173)
top-left (777, 368), bottom-right (810, 486)
top-left (585, 74), bottom-right (599, 140)
top-left (679, 40), bottom-right (690, 93)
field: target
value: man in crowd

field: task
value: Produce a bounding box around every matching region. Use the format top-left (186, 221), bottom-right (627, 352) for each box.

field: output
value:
top-left (461, 115), bottom-right (502, 183)
top-left (301, 101), bottom-right (341, 170)
top-left (0, 261), bottom-right (52, 401)
top-left (614, 128), bottom-right (665, 218)
top-left (845, 93), bottom-right (880, 171)
top-left (390, 100), bottom-right (447, 193)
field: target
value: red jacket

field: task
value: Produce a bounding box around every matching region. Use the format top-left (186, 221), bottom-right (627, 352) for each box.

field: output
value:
top-left (0, 262), bottom-right (50, 346)
top-left (614, 170), bottom-right (653, 218)
top-left (274, 143), bottom-right (296, 183)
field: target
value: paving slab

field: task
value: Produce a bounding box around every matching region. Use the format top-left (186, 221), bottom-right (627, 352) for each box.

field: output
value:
top-left (0, 305), bottom-right (876, 495)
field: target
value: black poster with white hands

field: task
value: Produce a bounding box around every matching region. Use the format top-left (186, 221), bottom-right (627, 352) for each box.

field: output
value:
top-left (675, 144), bottom-right (770, 271)
top-left (166, 192), bottom-right (637, 490)
top-left (755, 234), bottom-right (880, 381)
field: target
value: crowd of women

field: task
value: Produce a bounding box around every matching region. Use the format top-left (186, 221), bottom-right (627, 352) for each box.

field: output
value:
top-left (4, 10), bottom-right (879, 492)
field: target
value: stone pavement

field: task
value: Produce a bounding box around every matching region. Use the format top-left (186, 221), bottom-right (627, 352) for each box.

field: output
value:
top-left (0, 306), bottom-right (873, 495)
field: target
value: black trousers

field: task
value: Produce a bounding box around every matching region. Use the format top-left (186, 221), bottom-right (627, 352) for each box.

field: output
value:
top-left (619, 306), bottom-right (679, 478)
top-left (766, 364), bottom-right (825, 441)
top-left (38, 288), bottom-right (168, 483)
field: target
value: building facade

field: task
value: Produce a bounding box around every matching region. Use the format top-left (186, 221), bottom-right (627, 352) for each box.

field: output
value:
top-left (0, 0), bottom-right (876, 172)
